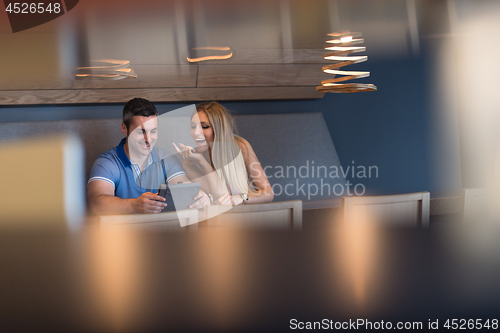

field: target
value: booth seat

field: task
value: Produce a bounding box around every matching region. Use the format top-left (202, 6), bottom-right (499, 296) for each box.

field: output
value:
top-left (0, 112), bottom-right (346, 212)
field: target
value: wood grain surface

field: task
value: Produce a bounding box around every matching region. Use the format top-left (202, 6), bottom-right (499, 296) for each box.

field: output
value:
top-left (198, 64), bottom-right (330, 87)
top-left (195, 49), bottom-right (329, 65)
top-left (0, 87), bottom-right (324, 105)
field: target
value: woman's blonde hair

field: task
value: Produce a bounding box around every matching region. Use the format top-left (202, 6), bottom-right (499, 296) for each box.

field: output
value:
top-left (195, 102), bottom-right (255, 195)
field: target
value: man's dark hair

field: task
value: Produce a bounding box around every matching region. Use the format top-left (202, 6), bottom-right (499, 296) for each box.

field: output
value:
top-left (123, 98), bottom-right (158, 133)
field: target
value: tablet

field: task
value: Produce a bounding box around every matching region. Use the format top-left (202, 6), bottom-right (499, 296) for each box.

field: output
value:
top-left (158, 182), bottom-right (201, 212)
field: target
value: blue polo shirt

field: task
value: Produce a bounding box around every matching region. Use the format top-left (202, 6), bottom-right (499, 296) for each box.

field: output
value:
top-left (88, 138), bottom-right (186, 199)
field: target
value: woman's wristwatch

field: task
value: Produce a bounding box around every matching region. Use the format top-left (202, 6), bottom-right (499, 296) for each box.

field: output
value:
top-left (207, 193), bottom-right (214, 205)
top-left (240, 193), bottom-right (249, 204)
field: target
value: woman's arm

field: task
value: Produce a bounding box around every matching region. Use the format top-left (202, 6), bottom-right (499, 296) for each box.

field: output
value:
top-left (174, 143), bottom-right (230, 200)
top-left (237, 138), bottom-right (274, 204)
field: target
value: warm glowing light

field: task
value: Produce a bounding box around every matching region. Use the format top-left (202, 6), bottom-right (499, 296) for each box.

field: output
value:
top-left (193, 46), bottom-right (231, 51)
top-left (76, 59), bottom-right (130, 70)
top-left (326, 38), bottom-right (363, 44)
top-left (75, 59), bottom-right (137, 80)
top-left (76, 74), bottom-right (121, 78)
top-left (324, 46), bottom-right (365, 52)
top-left (317, 32), bottom-right (376, 93)
top-left (187, 53), bottom-right (233, 63)
top-left (187, 46), bottom-right (233, 63)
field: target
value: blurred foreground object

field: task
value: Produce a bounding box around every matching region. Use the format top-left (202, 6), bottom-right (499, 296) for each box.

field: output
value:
top-left (342, 192), bottom-right (430, 227)
top-left (316, 31), bottom-right (377, 93)
top-left (0, 135), bottom-right (85, 231)
top-left (461, 188), bottom-right (500, 225)
top-left (2, 223), bottom-right (500, 332)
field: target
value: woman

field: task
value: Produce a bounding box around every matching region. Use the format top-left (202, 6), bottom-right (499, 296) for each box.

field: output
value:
top-left (173, 102), bottom-right (273, 205)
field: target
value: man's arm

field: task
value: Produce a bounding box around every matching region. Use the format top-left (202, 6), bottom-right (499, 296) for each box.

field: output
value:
top-left (87, 180), bottom-right (167, 215)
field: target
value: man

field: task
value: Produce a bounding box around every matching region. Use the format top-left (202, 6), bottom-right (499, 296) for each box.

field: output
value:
top-left (87, 98), bottom-right (209, 215)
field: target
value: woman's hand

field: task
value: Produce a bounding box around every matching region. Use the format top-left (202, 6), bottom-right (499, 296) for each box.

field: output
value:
top-left (189, 190), bottom-right (211, 209)
top-left (215, 193), bottom-right (244, 206)
top-left (173, 143), bottom-right (205, 164)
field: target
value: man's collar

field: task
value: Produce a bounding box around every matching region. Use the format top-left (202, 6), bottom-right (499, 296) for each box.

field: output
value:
top-left (117, 138), bottom-right (130, 167)
top-left (116, 137), bottom-right (159, 167)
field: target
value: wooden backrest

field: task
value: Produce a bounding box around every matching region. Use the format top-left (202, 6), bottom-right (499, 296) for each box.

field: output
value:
top-left (98, 209), bottom-right (199, 230)
top-left (342, 192), bottom-right (430, 227)
top-left (202, 200), bottom-right (303, 229)
top-left (462, 188), bottom-right (489, 224)
top-left (97, 200), bottom-right (302, 230)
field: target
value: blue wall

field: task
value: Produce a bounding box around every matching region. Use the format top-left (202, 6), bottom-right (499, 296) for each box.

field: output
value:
top-left (0, 57), bottom-right (454, 196)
